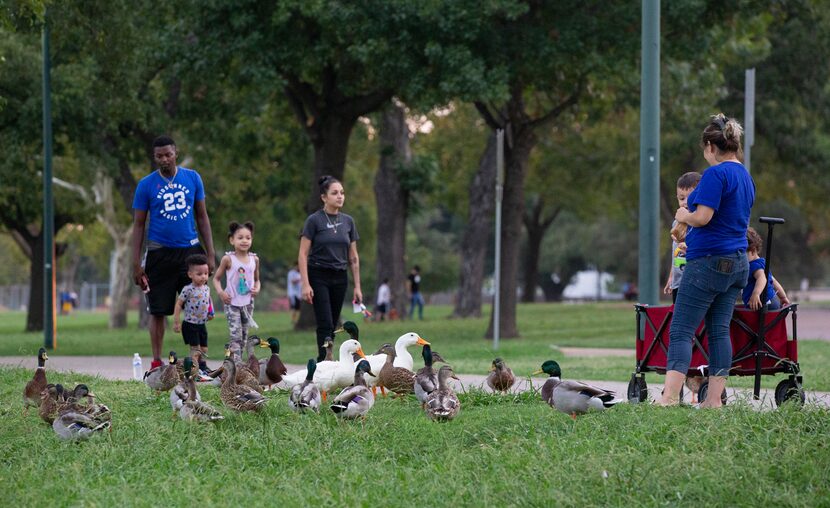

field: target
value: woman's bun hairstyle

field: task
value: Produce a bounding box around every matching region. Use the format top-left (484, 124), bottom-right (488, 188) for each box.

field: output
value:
top-left (701, 113), bottom-right (743, 154)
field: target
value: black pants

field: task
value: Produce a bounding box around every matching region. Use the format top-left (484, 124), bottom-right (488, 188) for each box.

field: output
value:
top-left (308, 266), bottom-right (348, 361)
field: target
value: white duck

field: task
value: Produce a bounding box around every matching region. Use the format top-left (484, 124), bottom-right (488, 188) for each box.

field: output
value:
top-left (280, 339), bottom-right (365, 401)
top-left (362, 332), bottom-right (430, 395)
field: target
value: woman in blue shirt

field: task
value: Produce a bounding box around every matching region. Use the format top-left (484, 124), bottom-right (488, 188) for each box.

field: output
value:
top-left (658, 114), bottom-right (755, 408)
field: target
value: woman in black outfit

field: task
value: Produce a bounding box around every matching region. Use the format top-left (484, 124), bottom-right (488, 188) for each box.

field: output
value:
top-left (298, 176), bottom-right (363, 361)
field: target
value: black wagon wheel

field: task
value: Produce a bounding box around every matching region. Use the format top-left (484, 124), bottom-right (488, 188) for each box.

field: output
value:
top-left (698, 380), bottom-right (728, 405)
top-left (774, 378), bottom-right (805, 407)
top-left (627, 375), bottom-right (648, 403)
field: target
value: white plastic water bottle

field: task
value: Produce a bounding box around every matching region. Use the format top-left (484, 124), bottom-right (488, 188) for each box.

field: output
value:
top-left (132, 353), bottom-right (143, 381)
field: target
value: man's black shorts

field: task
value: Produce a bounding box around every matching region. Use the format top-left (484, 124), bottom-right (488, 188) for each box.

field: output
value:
top-left (290, 296), bottom-right (301, 311)
top-left (181, 321), bottom-right (208, 348)
top-left (144, 245), bottom-right (205, 315)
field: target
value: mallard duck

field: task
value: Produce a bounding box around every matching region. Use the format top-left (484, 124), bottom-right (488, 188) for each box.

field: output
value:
top-left (414, 345), bottom-right (439, 405)
top-left (322, 337), bottom-right (334, 362)
top-left (533, 360), bottom-right (622, 419)
top-left (220, 359), bottom-right (267, 412)
top-left (331, 360), bottom-right (376, 419)
top-left (425, 365), bottom-right (460, 421)
top-left (288, 359), bottom-right (322, 413)
top-left (52, 411), bottom-right (110, 440)
top-left (23, 348), bottom-right (48, 415)
top-left (377, 344), bottom-right (415, 397)
top-left (62, 384), bottom-right (111, 423)
top-left (258, 337), bottom-right (288, 388)
top-left (362, 332), bottom-right (430, 394)
top-left (144, 351), bottom-right (182, 393)
top-left (38, 384), bottom-right (61, 424)
top-left (486, 358), bottom-right (516, 393)
top-left (177, 359), bottom-right (223, 422)
top-left (685, 376), bottom-right (704, 403)
top-left (171, 358), bottom-right (201, 413)
top-left (246, 336), bottom-right (262, 378)
top-left (281, 339), bottom-right (366, 401)
top-left (212, 343), bottom-right (262, 392)
top-left (82, 392), bottom-right (112, 423)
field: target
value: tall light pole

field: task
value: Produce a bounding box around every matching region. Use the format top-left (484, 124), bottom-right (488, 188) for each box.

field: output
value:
top-left (638, 0), bottom-right (660, 305)
top-left (744, 68), bottom-right (755, 173)
top-left (493, 129), bottom-right (504, 350)
top-left (43, 9), bottom-right (56, 349)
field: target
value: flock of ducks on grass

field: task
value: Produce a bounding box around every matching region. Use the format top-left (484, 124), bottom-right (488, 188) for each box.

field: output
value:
top-left (23, 348), bottom-right (112, 440)
top-left (21, 322), bottom-right (623, 440)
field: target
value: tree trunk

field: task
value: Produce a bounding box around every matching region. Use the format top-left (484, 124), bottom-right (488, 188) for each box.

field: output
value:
top-left (521, 199), bottom-right (560, 303)
top-left (296, 116), bottom-right (359, 330)
top-left (452, 132), bottom-right (498, 318)
top-left (304, 117), bottom-right (358, 213)
top-left (26, 234), bottom-right (46, 332)
top-left (374, 102), bottom-right (410, 319)
top-left (486, 128), bottom-right (536, 339)
top-left (108, 230), bottom-right (133, 328)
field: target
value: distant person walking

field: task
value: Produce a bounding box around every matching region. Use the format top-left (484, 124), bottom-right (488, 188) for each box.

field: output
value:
top-left (408, 265), bottom-right (424, 320)
top-left (659, 114), bottom-right (754, 408)
top-left (287, 263), bottom-right (302, 323)
top-left (132, 135), bottom-right (215, 370)
top-left (298, 176), bottom-right (362, 362)
top-left (376, 278), bottom-right (391, 321)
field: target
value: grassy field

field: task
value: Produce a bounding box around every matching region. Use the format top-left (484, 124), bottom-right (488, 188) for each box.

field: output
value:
top-left (1, 366), bottom-right (828, 506)
top-left (2, 303), bottom-right (829, 391)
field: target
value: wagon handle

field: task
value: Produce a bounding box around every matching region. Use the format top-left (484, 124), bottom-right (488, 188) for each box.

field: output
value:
top-left (754, 216), bottom-right (785, 399)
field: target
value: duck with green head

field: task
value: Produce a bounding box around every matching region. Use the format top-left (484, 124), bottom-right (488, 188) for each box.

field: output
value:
top-left (23, 348), bottom-right (49, 415)
top-left (533, 360), bottom-right (622, 419)
top-left (288, 359), bottom-right (322, 413)
top-left (258, 337), bottom-right (288, 387)
top-left (331, 360), bottom-right (376, 419)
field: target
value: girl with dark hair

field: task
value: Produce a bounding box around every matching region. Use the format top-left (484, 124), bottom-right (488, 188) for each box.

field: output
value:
top-left (659, 114), bottom-right (755, 408)
top-left (298, 176), bottom-right (362, 362)
top-left (213, 221), bottom-right (260, 361)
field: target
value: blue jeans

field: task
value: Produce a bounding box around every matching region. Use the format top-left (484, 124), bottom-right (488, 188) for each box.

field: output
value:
top-left (667, 251), bottom-right (749, 377)
top-left (409, 291), bottom-right (424, 319)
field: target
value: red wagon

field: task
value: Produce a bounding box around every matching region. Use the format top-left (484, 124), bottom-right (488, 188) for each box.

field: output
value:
top-left (627, 217), bottom-right (805, 407)
top-left (628, 303), bottom-right (804, 406)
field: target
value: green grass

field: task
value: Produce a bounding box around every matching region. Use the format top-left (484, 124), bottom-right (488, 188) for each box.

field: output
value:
top-left (2, 303), bottom-right (829, 391)
top-left (1, 367), bottom-right (828, 506)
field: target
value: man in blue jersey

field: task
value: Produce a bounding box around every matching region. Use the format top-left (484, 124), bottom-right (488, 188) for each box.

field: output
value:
top-left (131, 135), bottom-right (216, 370)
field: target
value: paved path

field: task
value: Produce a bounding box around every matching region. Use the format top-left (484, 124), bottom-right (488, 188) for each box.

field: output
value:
top-left (3, 355), bottom-right (828, 410)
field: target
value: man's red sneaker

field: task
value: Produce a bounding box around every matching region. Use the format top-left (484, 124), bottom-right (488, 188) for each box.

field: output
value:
top-left (150, 359), bottom-right (163, 370)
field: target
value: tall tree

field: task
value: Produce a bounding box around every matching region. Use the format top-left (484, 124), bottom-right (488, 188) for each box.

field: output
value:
top-left (0, 27), bottom-right (92, 330)
top-left (195, 0), bottom-right (509, 328)
top-left (374, 102), bottom-right (410, 319)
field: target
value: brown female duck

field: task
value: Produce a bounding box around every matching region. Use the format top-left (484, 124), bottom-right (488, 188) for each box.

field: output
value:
top-left (377, 344), bottom-right (415, 397)
top-left (23, 348), bottom-right (48, 415)
top-left (220, 359), bottom-right (267, 412)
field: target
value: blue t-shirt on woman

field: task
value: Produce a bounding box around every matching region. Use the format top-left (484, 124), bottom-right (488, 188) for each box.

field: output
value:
top-left (685, 161), bottom-right (755, 260)
top-left (132, 167), bottom-right (205, 248)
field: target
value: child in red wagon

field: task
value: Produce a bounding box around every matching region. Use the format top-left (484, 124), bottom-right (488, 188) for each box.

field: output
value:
top-left (742, 227), bottom-right (790, 310)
